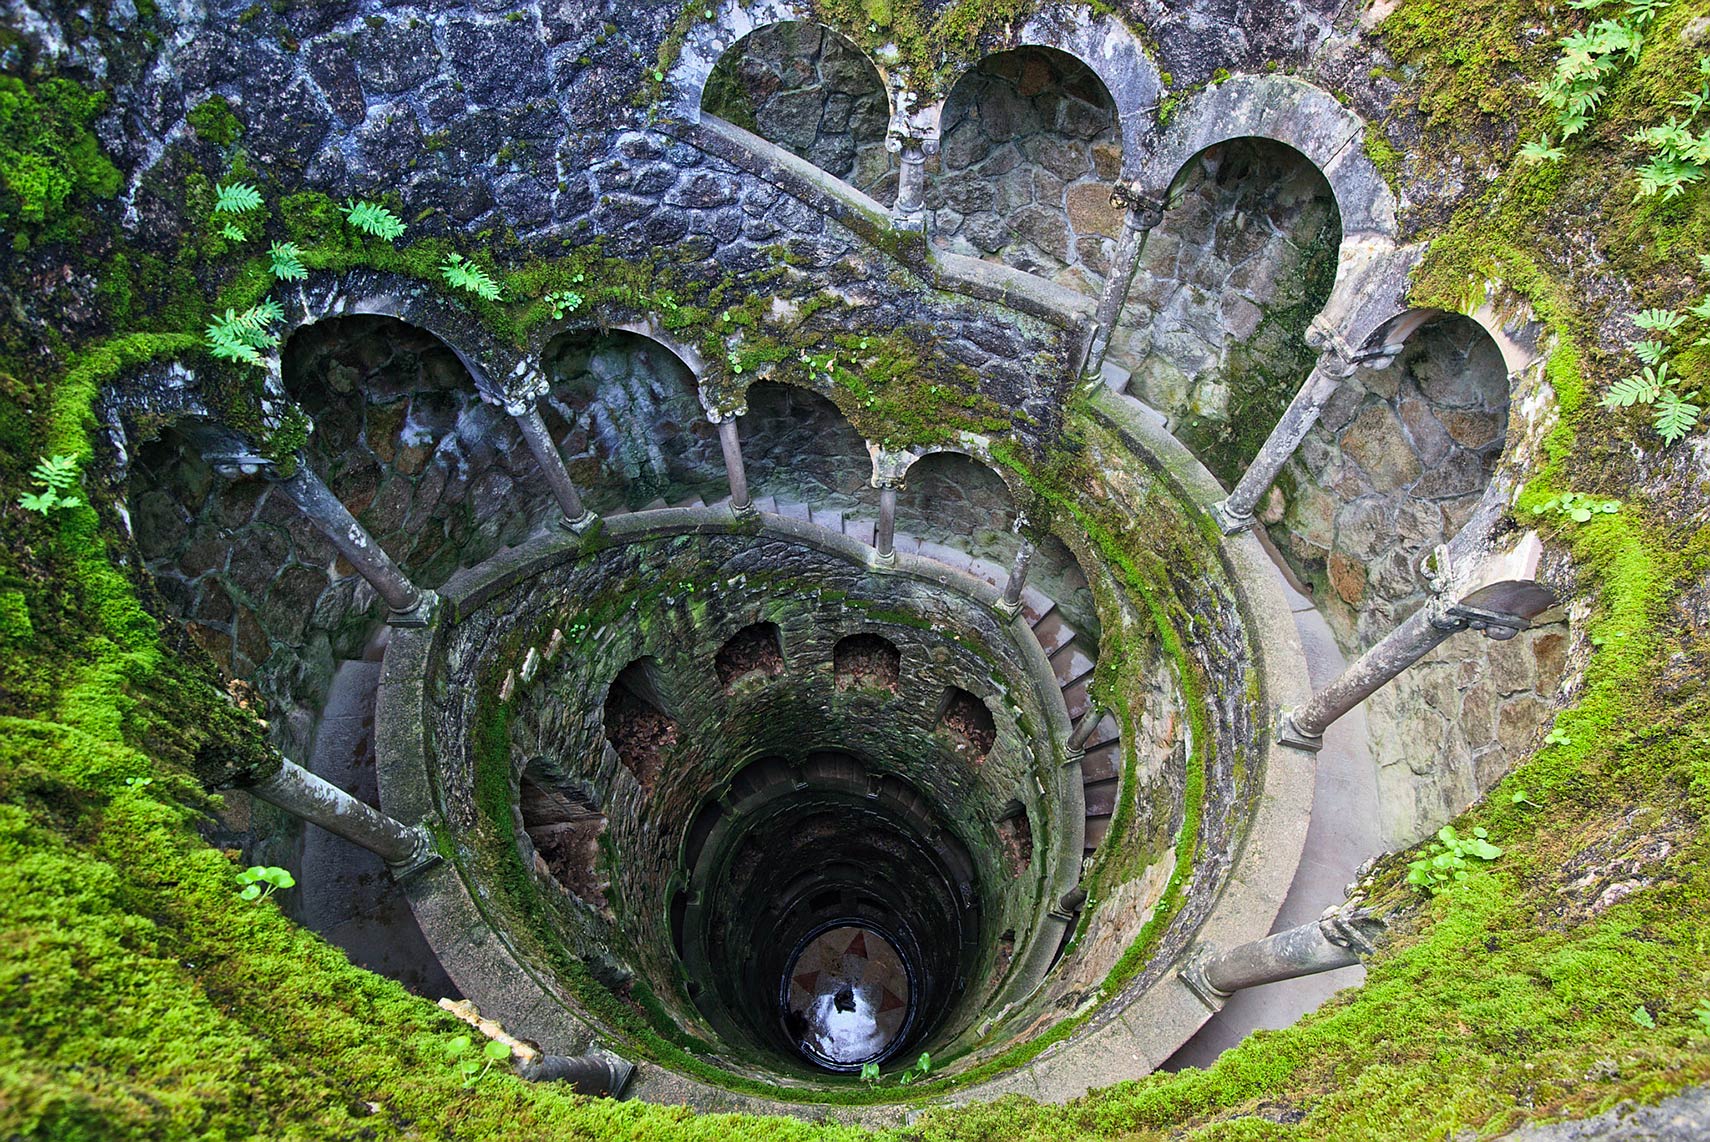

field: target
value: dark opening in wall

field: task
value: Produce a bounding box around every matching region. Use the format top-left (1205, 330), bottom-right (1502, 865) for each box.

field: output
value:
top-left (937, 687), bottom-right (996, 762)
top-left (834, 633), bottom-right (901, 692)
top-left (603, 658), bottom-right (677, 790)
top-left (715, 622), bottom-right (785, 688)
top-left (520, 774), bottom-right (610, 912)
top-left (996, 801), bottom-right (1033, 878)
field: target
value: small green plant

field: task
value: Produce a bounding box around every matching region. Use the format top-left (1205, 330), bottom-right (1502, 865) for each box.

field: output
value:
top-left (1631, 1004), bottom-right (1656, 1028)
top-left (214, 181), bottom-right (263, 214)
top-left (442, 1035), bottom-right (512, 1088)
top-left (1525, 0), bottom-right (1664, 157)
top-left (897, 1051), bottom-right (931, 1084)
top-left (1510, 787), bottom-right (1541, 809)
top-left (206, 299), bottom-right (285, 368)
top-left (1531, 491), bottom-right (1621, 522)
top-left (235, 865), bottom-right (295, 902)
top-left (1694, 1000), bottom-right (1710, 1034)
top-left (17, 454), bottom-right (81, 515)
top-left (441, 253), bottom-right (501, 300)
top-left (123, 776), bottom-right (153, 791)
top-left (1405, 825), bottom-right (1503, 894)
top-left (545, 289), bottom-right (584, 318)
top-left (1544, 727), bottom-right (1573, 746)
top-left (859, 1061), bottom-right (880, 1083)
top-left (1629, 56), bottom-right (1710, 197)
top-left (342, 197), bottom-right (406, 241)
top-left (268, 240), bottom-right (307, 281)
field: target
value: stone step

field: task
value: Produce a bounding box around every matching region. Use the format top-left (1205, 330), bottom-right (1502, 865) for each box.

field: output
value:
top-left (1081, 712), bottom-right (1121, 751)
top-left (1083, 815), bottom-right (1111, 852)
top-left (1050, 643), bottom-right (1097, 689)
top-left (893, 533), bottom-right (921, 555)
top-left (776, 500), bottom-right (811, 522)
top-left (1062, 678), bottom-right (1091, 722)
top-left (844, 516), bottom-right (876, 546)
top-left (1020, 585), bottom-right (1055, 626)
top-left (642, 497), bottom-right (668, 511)
top-left (753, 494), bottom-right (779, 514)
top-left (809, 506), bottom-right (843, 533)
top-left (1082, 741), bottom-right (1121, 783)
top-left (1083, 778), bottom-right (1120, 817)
top-left (1031, 611), bottom-right (1077, 655)
top-left (1100, 359), bottom-right (1132, 394)
top-left (915, 539), bottom-right (969, 570)
top-left (966, 557), bottom-right (1007, 589)
top-left (672, 495), bottom-right (706, 510)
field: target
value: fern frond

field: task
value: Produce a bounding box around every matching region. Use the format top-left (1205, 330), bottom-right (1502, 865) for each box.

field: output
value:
top-left (29, 455), bottom-right (80, 491)
top-left (1633, 308), bottom-right (1687, 333)
top-left (214, 182), bottom-right (264, 213)
top-left (269, 241), bottom-right (308, 281)
top-left (1602, 364), bottom-right (1667, 408)
top-left (1520, 137), bottom-right (1565, 161)
top-left (343, 199), bottom-right (407, 241)
top-left (1630, 339), bottom-right (1669, 365)
top-left (1654, 389), bottom-right (1701, 443)
top-left (441, 253), bottom-right (502, 301)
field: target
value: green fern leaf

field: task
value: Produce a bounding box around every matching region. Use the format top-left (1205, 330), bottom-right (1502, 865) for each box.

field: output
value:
top-left (214, 182), bottom-right (264, 213)
top-left (1630, 339), bottom-right (1670, 364)
top-left (343, 199), bottom-right (407, 241)
top-left (30, 454), bottom-right (81, 491)
top-left (1602, 365), bottom-right (1666, 408)
top-left (1520, 137), bottom-right (1565, 161)
top-left (269, 241), bottom-right (308, 281)
top-left (1633, 308), bottom-right (1687, 333)
top-left (1654, 389), bottom-right (1702, 443)
top-left (441, 253), bottom-right (502, 301)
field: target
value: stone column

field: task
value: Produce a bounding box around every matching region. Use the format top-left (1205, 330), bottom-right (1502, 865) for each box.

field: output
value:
top-left (1211, 341), bottom-right (1365, 534)
top-left (995, 533), bottom-right (1037, 618)
top-left (1278, 595), bottom-right (1533, 751)
top-left (1082, 187), bottom-right (1166, 384)
top-left (1180, 905), bottom-right (1384, 1009)
top-left (505, 392), bottom-right (596, 533)
top-left (517, 1049), bottom-right (635, 1098)
top-left (874, 483), bottom-right (899, 563)
top-left (886, 92), bottom-right (940, 232)
top-left (713, 411), bottom-right (752, 512)
top-left (1064, 704), bottom-right (1107, 762)
top-left (210, 450), bottom-right (435, 626)
top-left (248, 756), bottom-right (438, 876)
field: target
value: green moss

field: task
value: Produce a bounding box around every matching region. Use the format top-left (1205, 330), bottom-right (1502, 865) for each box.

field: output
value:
top-left (187, 95), bottom-right (243, 147)
top-left (0, 75), bottom-right (121, 232)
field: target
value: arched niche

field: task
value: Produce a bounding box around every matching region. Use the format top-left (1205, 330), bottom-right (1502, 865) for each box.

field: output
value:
top-left (834, 633), bottom-right (901, 693)
top-left (603, 657), bottom-right (679, 792)
top-left (282, 314), bottom-right (541, 583)
top-left (715, 621), bottom-right (786, 689)
top-left (699, 20), bottom-right (898, 203)
top-left (542, 328), bottom-right (725, 513)
top-left (1273, 312), bottom-right (1513, 650)
top-left (740, 381), bottom-right (870, 511)
top-left (519, 771), bottom-right (611, 914)
top-left (933, 45), bottom-right (1122, 295)
top-left (893, 450), bottom-right (1020, 567)
top-left (1113, 137), bottom-right (1342, 487)
top-left (936, 686), bottom-right (997, 763)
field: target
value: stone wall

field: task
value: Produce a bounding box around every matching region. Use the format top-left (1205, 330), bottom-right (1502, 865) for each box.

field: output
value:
top-left (1112, 137), bottom-right (1339, 485)
top-left (740, 381), bottom-right (873, 510)
top-left (699, 21), bottom-right (897, 204)
top-left (931, 46), bottom-right (1124, 296)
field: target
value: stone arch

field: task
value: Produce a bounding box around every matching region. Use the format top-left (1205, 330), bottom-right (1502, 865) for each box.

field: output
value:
top-left (1136, 74), bottom-right (1398, 241)
top-left (281, 314), bottom-right (546, 585)
top-left (699, 19), bottom-right (897, 202)
top-left (1273, 311), bottom-right (1515, 649)
top-left (603, 657), bottom-right (679, 792)
top-left (936, 685), bottom-right (997, 763)
top-left (834, 632), bottom-right (901, 692)
top-left (715, 621), bottom-right (786, 688)
top-left (541, 327), bottom-right (725, 513)
top-left (738, 380), bottom-right (871, 511)
top-left (891, 449), bottom-right (1022, 570)
top-left (665, 0), bottom-right (894, 128)
top-left (1110, 136), bottom-right (1342, 485)
top-left (935, 44), bottom-right (1124, 294)
top-left (1014, 2), bottom-right (1163, 178)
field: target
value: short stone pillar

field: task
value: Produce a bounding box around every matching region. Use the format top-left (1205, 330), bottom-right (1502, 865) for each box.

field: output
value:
top-left (711, 409), bottom-right (752, 512)
top-left (994, 532), bottom-right (1037, 618)
top-left (886, 91), bottom-right (940, 232)
top-left (1083, 186), bottom-right (1166, 384)
top-left (1180, 905), bottom-right (1385, 1009)
top-left (210, 450), bottom-right (436, 626)
top-left (874, 483), bottom-right (899, 563)
top-left (247, 756), bottom-right (439, 876)
top-left (1278, 593), bottom-right (1537, 751)
top-left (505, 391), bottom-right (596, 533)
top-left (517, 1049), bottom-right (635, 1097)
top-left (1064, 704), bottom-right (1107, 763)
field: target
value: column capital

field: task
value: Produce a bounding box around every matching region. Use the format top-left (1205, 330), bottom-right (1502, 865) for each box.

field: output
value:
top-left (706, 403), bottom-right (747, 425)
top-left (1316, 903), bottom-right (1384, 957)
top-left (203, 446), bottom-right (285, 482)
top-left (885, 89), bottom-right (941, 155)
top-left (501, 379), bottom-right (550, 417)
top-left (1110, 182), bottom-right (1167, 229)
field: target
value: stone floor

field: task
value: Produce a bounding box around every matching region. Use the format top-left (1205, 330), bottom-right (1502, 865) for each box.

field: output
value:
top-left (786, 925), bottom-right (911, 1067)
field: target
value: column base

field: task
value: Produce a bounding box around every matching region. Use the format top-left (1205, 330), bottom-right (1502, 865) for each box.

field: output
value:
top-left (730, 499), bottom-right (758, 518)
top-left (1276, 710), bottom-right (1325, 753)
top-left (871, 548), bottom-right (898, 569)
top-left (890, 209), bottom-right (926, 232)
top-left (559, 510), bottom-right (598, 535)
top-left (1210, 499), bottom-right (1256, 535)
top-left (993, 597), bottom-right (1022, 621)
top-left (386, 823), bottom-right (444, 879)
top-left (387, 590), bottom-right (441, 628)
top-left (1178, 947), bottom-right (1231, 1012)
top-left (1062, 745), bottom-right (1086, 768)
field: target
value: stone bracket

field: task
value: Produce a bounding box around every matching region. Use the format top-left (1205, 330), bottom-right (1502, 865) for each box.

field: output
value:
top-left (1210, 499), bottom-right (1255, 535)
top-left (1276, 709), bottom-right (1324, 753)
top-left (1178, 947), bottom-right (1230, 1012)
top-left (387, 589), bottom-right (441, 628)
top-left (559, 509), bottom-right (599, 535)
top-left (386, 823), bottom-right (444, 880)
